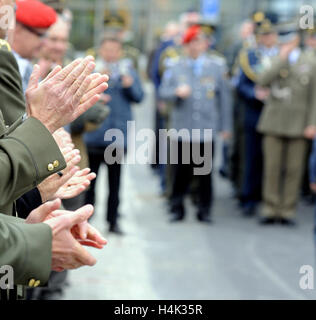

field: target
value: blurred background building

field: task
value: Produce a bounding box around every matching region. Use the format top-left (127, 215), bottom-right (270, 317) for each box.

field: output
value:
top-left (45, 0), bottom-right (315, 53)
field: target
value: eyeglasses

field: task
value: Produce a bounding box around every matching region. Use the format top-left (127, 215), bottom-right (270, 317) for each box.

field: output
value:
top-left (20, 23), bottom-right (46, 39)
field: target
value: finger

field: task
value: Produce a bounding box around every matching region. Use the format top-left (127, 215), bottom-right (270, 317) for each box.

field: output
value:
top-left (74, 168), bottom-right (91, 177)
top-left (27, 64), bottom-right (41, 90)
top-left (67, 205), bottom-right (94, 228)
top-left (72, 75), bottom-right (93, 107)
top-left (63, 57), bottom-right (94, 88)
top-left (41, 65), bottom-right (62, 84)
top-left (78, 220), bottom-right (89, 240)
top-left (49, 58), bottom-right (83, 83)
top-left (86, 225), bottom-right (107, 245)
top-left (77, 239), bottom-right (104, 249)
top-left (69, 62), bottom-right (96, 99)
top-left (62, 185), bottom-right (86, 199)
top-left (35, 199), bottom-right (61, 222)
top-left (73, 241), bottom-right (97, 266)
top-left (80, 75), bottom-right (109, 104)
top-left (72, 94), bottom-right (101, 120)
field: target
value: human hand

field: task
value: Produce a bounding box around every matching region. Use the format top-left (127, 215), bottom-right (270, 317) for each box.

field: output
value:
top-left (175, 84), bottom-right (192, 99)
top-left (310, 183), bottom-right (316, 193)
top-left (99, 93), bottom-right (112, 104)
top-left (220, 131), bottom-right (231, 141)
top-left (26, 57), bottom-right (109, 134)
top-left (304, 126), bottom-right (316, 139)
top-left (121, 75), bottom-right (134, 88)
top-left (53, 128), bottom-right (74, 150)
top-left (54, 168), bottom-right (96, 200)
top-left (43, 203), bottom-right (103, 271)
top-left (25, 199), bottom-right (107, 251)
top-left (255, 86), bottom-right (270, 101)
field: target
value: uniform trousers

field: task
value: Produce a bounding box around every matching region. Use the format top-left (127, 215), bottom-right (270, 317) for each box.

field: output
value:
top-left (85, 147), bottom-right (122, 226)
top-left (262, 135), bottom-right (308, 218)
top-left (170, 140), bottom-right (214, 217)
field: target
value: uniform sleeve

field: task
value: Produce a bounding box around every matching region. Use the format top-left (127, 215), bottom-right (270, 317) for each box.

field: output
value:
top-left (256, 56), bottom-right (288, 86)
top-left (159, 66), bottom-right (178, 103)
top-left (122, 70), bottom-right (144, 103)
top-left (218, 68), bottom-right (233, 132)
top-left (0, 213), bottom-right (52, 286)
top-left (0, 116), bottom-right (66, 209)
top-left (0, 50), bottom-right (26, 126)
top-left (307, 63), bottom-right (316, 127)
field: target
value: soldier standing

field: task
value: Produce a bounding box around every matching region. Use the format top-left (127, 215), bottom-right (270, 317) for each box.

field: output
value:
top-left (237, 13), bottom-right (279, 216)
top-left (159, 25), bottom-right (232, 223)
top-left (256, 22), bottom-right (316, 225)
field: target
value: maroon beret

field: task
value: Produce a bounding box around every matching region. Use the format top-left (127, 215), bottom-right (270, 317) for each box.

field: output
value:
top-left (16, 0), bottom-right (57, 29)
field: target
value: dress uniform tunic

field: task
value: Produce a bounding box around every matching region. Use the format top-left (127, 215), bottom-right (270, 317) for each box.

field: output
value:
top-left (256, 50), bottom-right (316, 218)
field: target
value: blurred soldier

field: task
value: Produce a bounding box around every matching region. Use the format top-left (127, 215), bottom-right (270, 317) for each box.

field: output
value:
top-left (256, 22), bottom-right (316, 225)
top-left (150, 21), bottom-right (181, 194)
top-left (159, 25), bottom-right (232, 223)
top-left (5, 0), bottom-right (57, 124)
top-left (237, 13), bottom-right (279, 216)
top-left (85, 35), bottom-right (144, 235)
top-left (229, 12), bottom-right (264, 201)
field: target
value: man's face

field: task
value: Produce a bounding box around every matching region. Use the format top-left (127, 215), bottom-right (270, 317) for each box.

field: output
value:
top-left (15, 22), bottom-right (46, 59)
top-left (99, 40), bottom-right (122, 63)
top-left (41, 23), bottom-right (69, 62)
top-left (185, 35), bottom-right (208, 59)
top-left (258, 32), bottom-right (278, 48)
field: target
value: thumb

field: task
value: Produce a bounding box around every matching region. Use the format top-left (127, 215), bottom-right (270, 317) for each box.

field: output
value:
top-left (27, 64), bottom-right (41, 90)
top-left (31, 198), bottom-right (61, 223)
top-left (67, 205), bottom-right (94, 228)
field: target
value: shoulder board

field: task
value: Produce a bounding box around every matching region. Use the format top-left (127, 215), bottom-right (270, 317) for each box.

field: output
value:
top-left (239, 48), bottom-right (257, 82)
top-left (0, 39), bottom-right (11, 52)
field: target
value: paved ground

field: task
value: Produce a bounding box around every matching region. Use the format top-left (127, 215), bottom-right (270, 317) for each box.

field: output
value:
top-left (63, 84), bottom-right (316, 300)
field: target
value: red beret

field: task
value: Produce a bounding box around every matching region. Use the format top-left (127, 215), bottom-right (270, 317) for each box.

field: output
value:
top-left (16, 0), bottom-right (57, 29)
top-left (182, 25), bottom-right (202, 44)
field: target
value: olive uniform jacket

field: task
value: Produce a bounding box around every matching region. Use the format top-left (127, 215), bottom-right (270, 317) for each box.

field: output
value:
top-left (256, 52), bottom-right (316, 137)
top-left (0, 41), bottom-right (66, 287)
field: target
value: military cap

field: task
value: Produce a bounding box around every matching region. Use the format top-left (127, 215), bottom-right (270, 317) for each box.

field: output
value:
top-left (277, 21), bottom-right (299, 44)
top-left (255, 12), bottom-right (278, 35)
top-left (251, 11), bottom-right (265, 24)
top-left (104, 14), bottom-right (126, 30)
top-left (16, 0), bottom-right (57, 29)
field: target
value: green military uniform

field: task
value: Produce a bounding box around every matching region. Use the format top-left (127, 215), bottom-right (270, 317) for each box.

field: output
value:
top-left (0, 41), bottom-right (65, 215)
top-left (256, 52), bottom-right (316, 219)
top-left (0, 40), bottom-right (66, 294)
top-left (0, 40), bottom-right (25, 125)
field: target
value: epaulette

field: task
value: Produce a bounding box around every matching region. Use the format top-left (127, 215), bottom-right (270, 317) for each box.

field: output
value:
top-left (239, 48), bottom-right (257, 82)
top-left (0, 39), bottom-right (11, 52)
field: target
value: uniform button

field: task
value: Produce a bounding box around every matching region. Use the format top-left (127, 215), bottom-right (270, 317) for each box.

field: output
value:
top-left (48, 163), bottom-right (54, 171)
top-left (53, 160), bottom-right (59, 168)
top-left (28, 279), bottom-right (35, 287)
top-left (34, 280), bottom-right (41, 288)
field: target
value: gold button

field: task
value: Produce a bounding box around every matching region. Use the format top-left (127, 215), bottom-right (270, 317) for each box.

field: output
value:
top-left (28, 279), bottom-right (35, 287)
top-left (48, 163), bottom-right (54, 171)
top-left (34, 280), bottom-right (41, 288)
top-left (53, 160), bottom-right (59, 168)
